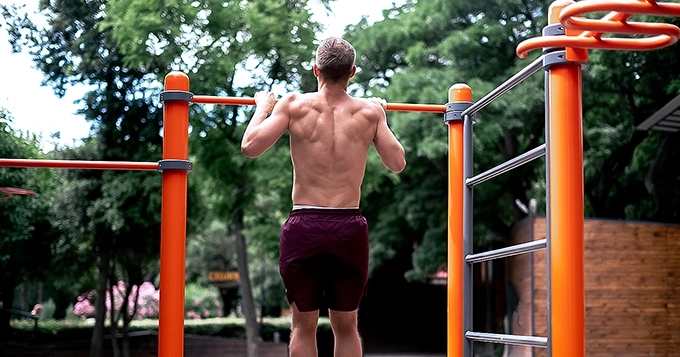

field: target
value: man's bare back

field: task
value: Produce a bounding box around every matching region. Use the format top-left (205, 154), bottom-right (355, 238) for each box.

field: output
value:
top-left (287, 90), bottom-right (405, 207)
top-left (241, 88), bottom-right (405, 208)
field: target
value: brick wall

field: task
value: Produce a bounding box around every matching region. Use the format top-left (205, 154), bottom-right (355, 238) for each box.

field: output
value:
top-left (508, 217), bottom-right (680, 357)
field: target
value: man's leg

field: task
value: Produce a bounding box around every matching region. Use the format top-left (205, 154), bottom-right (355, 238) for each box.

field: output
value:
top-left (289, 302), bottom-right (320, 357)
top-left (329, 309), bottom-right (362, 357)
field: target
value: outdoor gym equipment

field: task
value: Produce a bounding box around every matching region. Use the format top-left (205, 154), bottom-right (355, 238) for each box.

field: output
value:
top-left (447, 1), bottom-right (680, 357)
top-left (1, 0), bottom-right (679, 356)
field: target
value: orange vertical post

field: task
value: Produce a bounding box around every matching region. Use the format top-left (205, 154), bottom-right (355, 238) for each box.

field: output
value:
top-left (546, 1), bottom-right (585, 356)
top-left (159, 72), bottom-right (190, 357)
top-left (447, 84), bottom-right (472, 357)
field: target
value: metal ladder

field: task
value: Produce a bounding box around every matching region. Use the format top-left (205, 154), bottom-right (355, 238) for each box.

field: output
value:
top-left (443, 1), bottom-right (680, 356)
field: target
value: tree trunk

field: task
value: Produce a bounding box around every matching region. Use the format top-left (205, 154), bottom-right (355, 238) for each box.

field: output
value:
top-left (0, 271), bottom-right (16, 345)
top-left (19, 283), bottom-right (27, 311)
top-left (90, 250), bottom-right (110, 357)
top-left (109, 283), bottom-right (120, 357)
top-left (121, 322), bottom-right (130, 357)
top-left (121, 281), bottom-right (139, 357)
top-left (234, 211), bottom-right (260, 357)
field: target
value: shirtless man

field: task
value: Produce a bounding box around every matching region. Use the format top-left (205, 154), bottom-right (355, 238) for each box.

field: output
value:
top-left (241, 37), bottom-right (406, 357)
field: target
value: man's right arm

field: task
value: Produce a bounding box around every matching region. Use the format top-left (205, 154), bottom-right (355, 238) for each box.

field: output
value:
top-left (371, 102), bottom-right (406, 173)
top-left (241, 91), bottom-right (291, 158)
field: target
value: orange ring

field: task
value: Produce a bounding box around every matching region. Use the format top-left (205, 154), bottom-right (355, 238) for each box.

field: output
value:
top-left (516, 0), bottom-right (680, 58)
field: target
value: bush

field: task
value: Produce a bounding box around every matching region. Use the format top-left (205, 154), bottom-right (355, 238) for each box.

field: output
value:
top-left (64, 303), bottom-right (80, 321)
top-left (10, 316), bottom-right (332, 344)
top-left (38, 298), bottom-right (56, 321)
top-left (73, 282), bottom-right (228, 321)
top-left (184, 283), bottom-right (223, 319)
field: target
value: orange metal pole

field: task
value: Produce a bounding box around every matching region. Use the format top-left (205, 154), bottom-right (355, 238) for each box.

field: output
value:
top-left (159, 72), bottom-right (190, 357)
top-left (0, 159), bottom-right (157, 171)
top-left (548, 63), bottom-right (586, 357)
top-left (546, 2), bottom-right (585, 356)
top-left (447, 84), bottom-right (472, 357)
top-left (193, 94), bottom-right (446, 113)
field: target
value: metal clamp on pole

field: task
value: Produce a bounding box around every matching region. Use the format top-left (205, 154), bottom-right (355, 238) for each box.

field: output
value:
top-left (543, 50), bottom-right (587, 70)
top-left (539, 23), bottom-right (587, 70)
top-left (160, 90), bottom-right (194, 103)
top-left (543, 23), bottom-right (565, 37)
top-left (444, 102), bottom-right (474, 123)
top-left (158, 160), bottom-right (193, 173)
top-left (541, 23), bottom-right (566, 55)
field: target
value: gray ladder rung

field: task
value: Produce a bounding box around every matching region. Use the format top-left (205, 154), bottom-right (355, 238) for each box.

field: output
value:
top-left (466, 143), bottom-right (546, 187)
top-left (465, 331), bottom-right (548, 348)
top-left (465, 238), bottom-right (547, 264)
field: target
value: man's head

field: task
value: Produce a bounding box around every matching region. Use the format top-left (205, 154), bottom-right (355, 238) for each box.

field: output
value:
top-left (314, 37), bottom-right (356, 83)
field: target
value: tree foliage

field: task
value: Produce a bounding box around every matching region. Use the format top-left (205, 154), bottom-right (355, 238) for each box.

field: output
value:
top-left (2, 0), bottom-right (182, 354)
top-left (0, 110), bottom-right (56, 340)
top-left (101, 0), bottom-right (333, 355)
top-left (582, 37), bottom-right (680, 222)
top-left (346, 0), bottom-right (551, 281)
top-left (346, 0), bottom-right (680, 283)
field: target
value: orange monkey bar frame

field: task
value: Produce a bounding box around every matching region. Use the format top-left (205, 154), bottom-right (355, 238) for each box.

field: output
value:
top-left (2, 1), bottom-right (678, 356)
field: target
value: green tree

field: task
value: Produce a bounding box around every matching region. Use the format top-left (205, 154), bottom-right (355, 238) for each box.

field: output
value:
top-left (101, 0), bottom-right (332, 355)
top-left (0, 110), bottom-right (56, 343)
top-left (343, 2), bottom-right (556, 349)
top-left (346, 0), bottom-right (550, 281)
top-left (185, 220), bottom-right (239, 316)
top-left (345, 1), bottom-right (680, 347)
top-left (582, 35), bottom-right (680, 222)
top-left (1, 0), bottom-right (208, 355)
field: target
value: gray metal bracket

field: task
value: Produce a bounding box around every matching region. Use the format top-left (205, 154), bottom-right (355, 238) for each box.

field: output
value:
top-left (158, 159), bottom-right (193, 173)
top-left (543, 50), bottom-right (588, 70)
top-left (444, 102), bottom-right (474, 123)
top-left (542, 24), bottom-right (566, 55)
top-left (543, 23), bottom-right (565, 37)
top-left (160, 91), bottom-right (194, 103)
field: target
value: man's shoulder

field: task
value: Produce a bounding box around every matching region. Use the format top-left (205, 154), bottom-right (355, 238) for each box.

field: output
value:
top-left (279, 91), bottom-right (315, 106)
top-left (282, 91), bottom-right (316, 99)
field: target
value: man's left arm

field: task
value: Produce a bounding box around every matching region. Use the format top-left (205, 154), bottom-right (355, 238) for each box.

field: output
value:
top-left (241, 91), bottom-right (291, 158)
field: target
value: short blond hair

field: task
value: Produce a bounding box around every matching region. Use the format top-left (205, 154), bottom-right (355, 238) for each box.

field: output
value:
top-left (315, 37), bottom-right (355, 82)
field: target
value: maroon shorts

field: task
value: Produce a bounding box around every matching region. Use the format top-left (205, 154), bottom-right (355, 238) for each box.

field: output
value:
top-left (279, 208), bottom-right (369, 312)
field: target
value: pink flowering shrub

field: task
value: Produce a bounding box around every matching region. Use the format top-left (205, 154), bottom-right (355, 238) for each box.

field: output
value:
top-left (186, 311), bottom-right (201, 320)
top-left (74, 282), bottom-right (223, 320)
top-left (73, 281), bottom-right (160, 320)
top-left (73, 291), bottom-right (96, 318)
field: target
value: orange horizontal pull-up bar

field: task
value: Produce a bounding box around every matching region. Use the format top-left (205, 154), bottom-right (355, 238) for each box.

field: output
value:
top-left (192, 95), bottom-right (446, 113)
top-left (386, 103), bottom-right (446, 113)
top-left (0, 159), bottom-right (158, 171)
top-left (193, 95), bottom-right (257, 106)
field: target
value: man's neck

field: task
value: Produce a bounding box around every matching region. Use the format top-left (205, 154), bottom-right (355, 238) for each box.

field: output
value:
top-left (317, 80), bottom-right (349, 94)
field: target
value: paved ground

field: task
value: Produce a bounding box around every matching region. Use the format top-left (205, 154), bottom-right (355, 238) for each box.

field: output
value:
top-left (365, 354), bottom-right (445, 357)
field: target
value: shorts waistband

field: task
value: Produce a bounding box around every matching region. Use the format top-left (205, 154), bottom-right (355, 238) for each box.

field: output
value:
top-left (293, 205), bottom-right (359, 210)
top-left (289, 208), bottom-right (362, 217)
